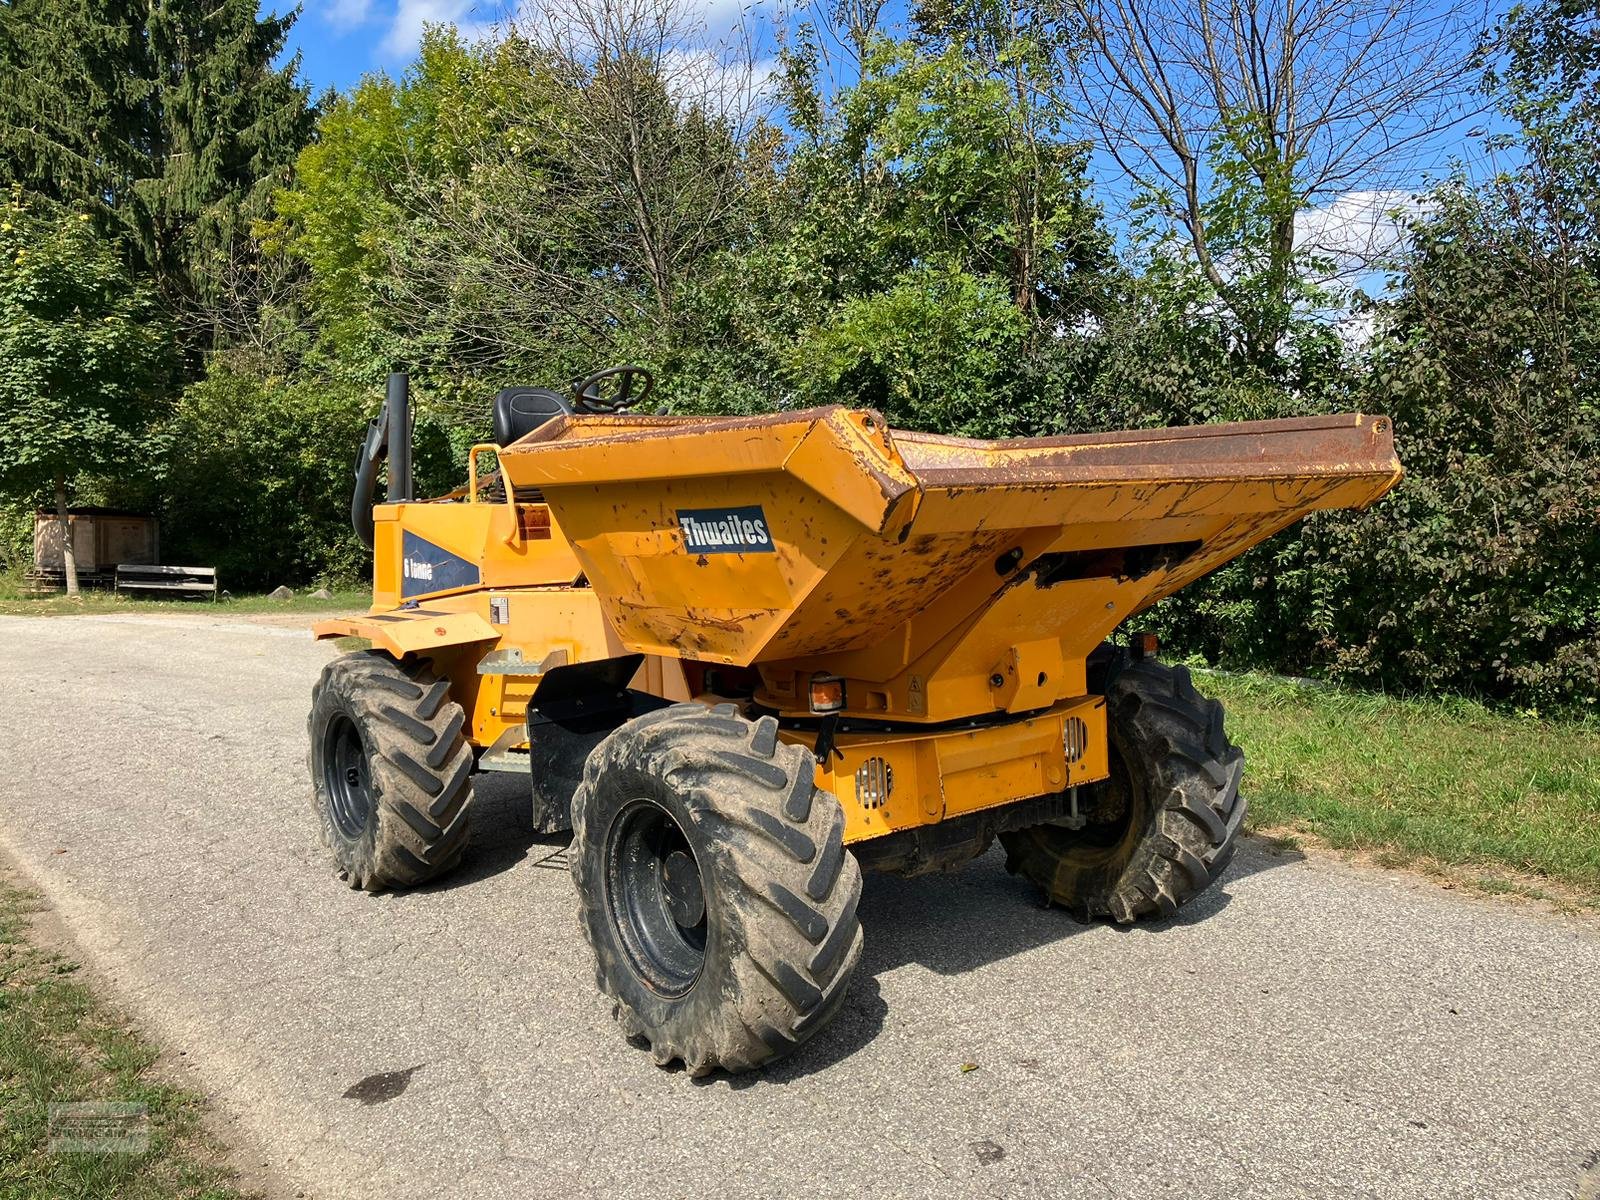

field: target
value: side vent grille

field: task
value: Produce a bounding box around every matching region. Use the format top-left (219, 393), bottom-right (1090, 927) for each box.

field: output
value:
top-left (855, 757), bottom-right (894, 809)
top-left (1063, 716), bottom-right (1089, 763)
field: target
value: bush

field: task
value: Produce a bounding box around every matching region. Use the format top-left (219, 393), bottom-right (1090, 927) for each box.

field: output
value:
top-left (1139, 181), bottom-right (1600, 711)
top-left (792, 268), bottom-right (1028, 436)
top-left (1302, 183), bottom-right (1600, 709)
top-left (0, 496), bottom-right (33, 575)
top-left (159, 370), bottom-right (459, 592)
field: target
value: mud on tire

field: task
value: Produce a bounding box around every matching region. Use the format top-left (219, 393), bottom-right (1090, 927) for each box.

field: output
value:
top-left (308, 651), bottom-right (474, 891)
top-left (999, 659), bottom-right (1245, 921)
top-left (571, 703), bottom-right (863, 1076)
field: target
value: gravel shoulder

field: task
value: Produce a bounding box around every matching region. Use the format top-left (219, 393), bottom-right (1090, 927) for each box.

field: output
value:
top-left (1, 612), bottom-right (1596, 1200)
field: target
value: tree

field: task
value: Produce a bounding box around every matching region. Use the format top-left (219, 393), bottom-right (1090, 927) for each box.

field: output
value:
top-left (0, 4), bottom-right (144, 215)
top-left (909, 0), bottom-right (1090, 316)
top-left (518, 0), bottom-right (771, 326)
top-left (267, 29), bottom-right (495, 388)
top-left (272, 18), bottom-right (1112, 432)
top-left (1482, 0), bottom-right (1600, 251)
top-left (1069, 0), bottom-right (1488, 369)
top-left (272, 17), bottom-right (772, 415)
top-left (0, 192), bottom-right (174, 596)
top-left (777, 35), bottom-right (1109, 328)
top-left (0, 0), bottom-right (317, 357)
top-left (721, 35), bottom-right (1111, 432)
top-left (1142, 0), bottom-right (1600, 707)
top-left (1311, 0), bottom-right (1600, 705)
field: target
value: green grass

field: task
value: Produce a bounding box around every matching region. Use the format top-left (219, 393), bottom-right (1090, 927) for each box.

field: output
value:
top-left (0, 882), bottom-right (251, 1199)
top-left (0, 583), bottom-right (367, 617)
top-left (1205, 669), bottom-right (1600, 904)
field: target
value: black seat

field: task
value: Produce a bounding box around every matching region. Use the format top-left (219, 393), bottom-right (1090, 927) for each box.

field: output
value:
top-left (493, 387), bottom-right (572, 446)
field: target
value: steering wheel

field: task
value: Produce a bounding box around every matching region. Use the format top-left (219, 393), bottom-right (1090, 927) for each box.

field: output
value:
top-left (571, 364), bottom-right (654, 414)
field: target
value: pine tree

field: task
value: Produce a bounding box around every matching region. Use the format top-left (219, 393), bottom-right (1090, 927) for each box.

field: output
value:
top-left (0, 3), bottom-right (147, 218)
top-left (138, 3), bottom-right (318, 318)
top-left (0, 0), bottom-right (316, 354)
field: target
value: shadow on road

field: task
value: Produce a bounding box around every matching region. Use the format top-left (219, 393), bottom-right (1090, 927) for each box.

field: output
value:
top-left (755, 834), bottom-right (1306, 1080)
top-left (422, 771), bottom-right (1307, 1081)
top-left (852, 832), bottom-right (1305, 976)
top-left (414, 772), bottom-right (563, 894)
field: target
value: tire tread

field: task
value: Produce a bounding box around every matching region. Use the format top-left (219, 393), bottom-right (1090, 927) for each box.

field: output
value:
top-left (570, 703), bottom-right (862, 1076)
top-left (998, 658), bottom-right (1245, 923)
top-left (308, 651), bottom-right (475, 892)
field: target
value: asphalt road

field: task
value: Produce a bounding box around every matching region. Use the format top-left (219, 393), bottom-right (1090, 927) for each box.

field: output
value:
top-left (1, 612), bottom-right (1596, 1200)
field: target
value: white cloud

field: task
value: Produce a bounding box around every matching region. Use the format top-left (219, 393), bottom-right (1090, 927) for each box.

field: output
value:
top-left (325, 0), bottom-right (376, 30)
top-left (373, 0), bottom-right (786, 109)
top-left (684, 0), bottom-right (769, 27)
top-left (1295, 189), bottom-right (1429, 279)
top-left (660, 49), bottom-right (779, 114)
top-left (381, 0), bottom-right (501, 58)
top-left (381, 0), bottom-right (778, 61)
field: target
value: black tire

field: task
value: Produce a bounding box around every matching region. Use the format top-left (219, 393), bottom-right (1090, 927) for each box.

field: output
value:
top-left (999, 659), bottom-right (1245, 921)
top-left (571, 703), bottom-right (863, 1076)
top-left (308, 651), bottom-right (474, 891)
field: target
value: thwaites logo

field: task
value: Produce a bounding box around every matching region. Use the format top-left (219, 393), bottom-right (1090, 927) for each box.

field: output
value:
top-left (676, 506), bottom-right (775, 554)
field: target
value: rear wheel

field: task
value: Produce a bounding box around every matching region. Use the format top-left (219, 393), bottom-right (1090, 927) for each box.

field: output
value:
top-left (571, 703), bottom-right (863, 1076)
top-left (308, 651), bottom-right (473, 890)
top-left (999, 659), bottom-right (1245, 921)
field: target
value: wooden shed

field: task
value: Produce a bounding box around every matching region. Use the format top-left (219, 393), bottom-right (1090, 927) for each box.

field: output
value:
top-left (33, 509), bottom-right (159, 587)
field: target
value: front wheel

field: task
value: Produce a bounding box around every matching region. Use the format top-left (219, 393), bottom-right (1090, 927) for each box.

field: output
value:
top-left (999, 659), bottom-right (1245, 921)
top-left (307, 651), bottom-right (474, 891)
top-left (571, 703), bottom-right (863, 1076)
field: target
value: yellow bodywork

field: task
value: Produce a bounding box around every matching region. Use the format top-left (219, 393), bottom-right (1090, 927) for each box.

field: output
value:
top-left (316, 406), bottom-right (1400, 845)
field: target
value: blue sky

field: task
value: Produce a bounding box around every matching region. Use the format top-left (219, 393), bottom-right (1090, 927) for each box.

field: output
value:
top-left (276, 1), bottom-right (483, 93)
top-left (276, 0), bottom-right (780, 93)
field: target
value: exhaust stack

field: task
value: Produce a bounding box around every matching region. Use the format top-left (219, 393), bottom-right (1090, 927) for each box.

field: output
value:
top-left (386, 372), bottom-right (412, 503)
top-left (351, 371), bottom-right (415, 550)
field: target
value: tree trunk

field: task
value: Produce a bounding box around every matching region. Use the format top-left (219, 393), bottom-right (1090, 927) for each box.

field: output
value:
top-left (55, 477), bottom-right (80, 599)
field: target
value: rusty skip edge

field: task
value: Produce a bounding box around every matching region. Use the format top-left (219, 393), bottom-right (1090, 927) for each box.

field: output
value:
top-left (498, 404), bottom-right (1401, 516)
top-left (895, 415), bottom-right (1400, 488)
top-left (892, 419), bottom-right (1401, 520)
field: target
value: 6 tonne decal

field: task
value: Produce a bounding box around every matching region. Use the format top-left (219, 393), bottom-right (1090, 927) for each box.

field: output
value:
top-left (676, 506), bottom-right (775, 554)
top-left (401, 531), bottom-right (481, 597)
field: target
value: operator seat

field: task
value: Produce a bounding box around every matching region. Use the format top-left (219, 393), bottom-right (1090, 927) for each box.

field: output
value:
top-left (493, 387), bottom-right (572, 447)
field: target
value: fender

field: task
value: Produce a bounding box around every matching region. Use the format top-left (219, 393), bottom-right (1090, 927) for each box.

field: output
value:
top-left (312, 607), bottom-right (497, 659)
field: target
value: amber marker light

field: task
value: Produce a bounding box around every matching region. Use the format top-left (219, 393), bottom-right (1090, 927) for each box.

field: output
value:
top-left (809, 674), bottom-right (846, 713)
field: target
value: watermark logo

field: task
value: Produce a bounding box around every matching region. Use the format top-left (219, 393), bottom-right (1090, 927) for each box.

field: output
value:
top-left (48, 1102), bottom-right (150, 1155)
top-left (1577, 1149), bottom-right (1600, 1200)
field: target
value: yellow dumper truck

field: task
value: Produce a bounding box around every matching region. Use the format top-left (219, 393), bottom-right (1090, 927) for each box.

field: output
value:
top-left (309, 367), bottom-right (1401, 1075)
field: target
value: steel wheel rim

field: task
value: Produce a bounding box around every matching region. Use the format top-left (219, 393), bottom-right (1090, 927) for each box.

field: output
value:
top-left (323, 711), bottom-right (374, 841)
top-left (605, 799), bottom-right (707, 997)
